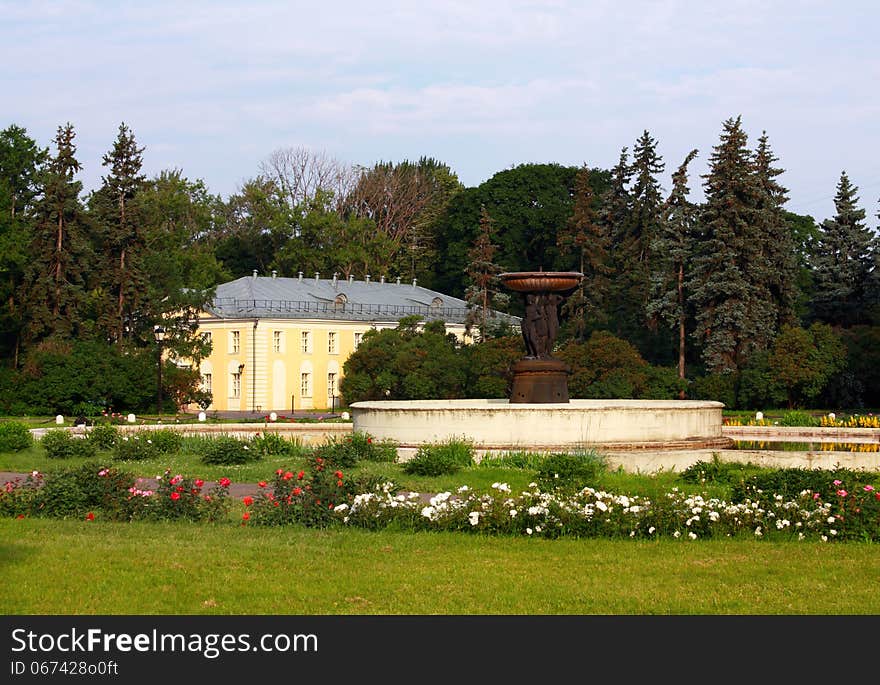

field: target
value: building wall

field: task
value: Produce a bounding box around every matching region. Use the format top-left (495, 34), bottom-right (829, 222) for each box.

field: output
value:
top-left (195, 316), bottom-right (468, 412)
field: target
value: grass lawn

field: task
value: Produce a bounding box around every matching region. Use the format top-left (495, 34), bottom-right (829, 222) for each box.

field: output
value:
top-left (3, 518), bottom-right (879, 615)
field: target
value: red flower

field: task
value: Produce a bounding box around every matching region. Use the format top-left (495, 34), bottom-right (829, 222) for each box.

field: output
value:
top-left (85, 512), bottom-right (95, 521)
top-left (334, 470), bottom-right (343, 479)
top-left (297, 470), bottom-right (305, 480)
top-left (194, 479), bottom-right (204, 488)
top-left (258, 481), bottom-right (267, 488)
top-left (276, 468), bottom-right (283, 475)
top-left (283, 471), bottom-right (293, 481)
top-left (219, 477), bottom-right (231, 488)
top-left (337, 480), bottom-right (343, 487)
top-left (367, 438), bottom-right (372, 444)
top-left (177, 486), bottom-right (185, 493)
top-left (242, 512), bottom-right (250, 521)
top-left (292, 487), bottom-right (302, 496)
top-left (16, 514), bottom-right (25, 519)
top-left (170, 492), bottom-right (181, 501)
top-left (243, 496), bottom-right (254, 507)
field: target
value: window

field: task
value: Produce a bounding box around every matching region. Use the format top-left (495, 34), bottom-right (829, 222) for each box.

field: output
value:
top-left (273, 331), bottom-right (281, 353)
top-left (230, 330), bottom-right (240, 354)
top-left (354, 332), bottom-right (362, 350)
top-left (301, 331), bottom-right (311, 354)
top-left (327, 372), bottom-right (337, 398)
top-left (202, 332), bottom-right (212, 346)
top-left (231, 372), bottom-right (241, 398)
top-left (202, 373), bottom-right (212, 394)
top-left (328, 331), bottom-right (338, 354)
top-left (301, 372), bottom-right (311, 397)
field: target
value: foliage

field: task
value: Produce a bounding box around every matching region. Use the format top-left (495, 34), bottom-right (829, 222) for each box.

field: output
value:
top-left (533, 450), bottom-right (607, 493)
top-left (0, 421), bottom-right (33, 452)
top-left (402, 439), bottom-right (475, 476)
top-left (112, 433), bottom-right (159, 461)
top-left (40, 429), bottom-right (97, 459)
top-left (200, 435), bottom-right (261, 465)
top-left (464, 206), bottom-right (509, 340)
top-left (558, 330), bottom-right (649, 398)
top-left (247, 431), bottom-right (296, 458)
top-left (730, 466), bottom-right (880, 505)
top-left (126, 470), bottom-right (232, 523)
top-left (778, 410), bottom-right (819, 427)
top-left (462, 334), bottom-right (522, 398)
top-left (87, 423), bottom-right (120, 450)
top-left (768, 322), bottom-right (846, 408)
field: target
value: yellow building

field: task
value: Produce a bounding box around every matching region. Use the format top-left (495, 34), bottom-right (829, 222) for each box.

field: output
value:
top-left (195, 271), bottom-right (495, 412)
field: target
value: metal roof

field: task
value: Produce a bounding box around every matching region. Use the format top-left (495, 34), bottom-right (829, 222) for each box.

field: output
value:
top-left (203, 273), bottom-right (520, 325)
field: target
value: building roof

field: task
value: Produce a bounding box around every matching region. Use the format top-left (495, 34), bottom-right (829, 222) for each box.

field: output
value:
top-left (203, 273), bottom-right (520, 325)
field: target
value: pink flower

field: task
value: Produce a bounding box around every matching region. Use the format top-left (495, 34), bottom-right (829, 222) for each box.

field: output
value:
top-left (837, 489), bottom-right (848, 497)
top-left (833, 480), bottom-right (842, 486)
top-left (170, 475), bottom-right (181, 485)
top-left (864, 485), bottom-right (875, 492)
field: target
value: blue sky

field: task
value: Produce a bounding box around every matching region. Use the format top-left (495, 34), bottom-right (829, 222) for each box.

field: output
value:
top-left (2, 0), bottom-right (878, 222)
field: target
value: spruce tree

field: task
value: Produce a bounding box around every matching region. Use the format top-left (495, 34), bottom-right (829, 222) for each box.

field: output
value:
top-left (89, 122), bottom-right (148, 343)
top-left (647, 148), bottom-right (698, 386)
top-left (810, 171), bottom-right (874, 326)
top-left (689, 116), bottom-right (776, 374)
top-left (599, 147), bottom-right (633, 339)
top-left (464, 206), bottom-right (508, 340)
top-left (557, 164), bottom-right (609, 340)
top-left (22, 123), bottom-right (92, 343)
top-left (753, 132), bottom-right (798, 329)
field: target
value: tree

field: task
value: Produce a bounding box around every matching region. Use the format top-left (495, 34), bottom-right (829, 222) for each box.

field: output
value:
top-left (753, 132), bottom-right (798, 329)
top-left (810, 171), bottom-right (875, 326)
top-left (647, 148), bottom-right (699, 389)
top-left (0, 125), bottom-right (47, 364)
top-left (88, 122), bottom-right (148, 343)
top-left (598, 147), bottom-right (633, 339)
top-left (464, 206), bottom-right (509, 340)
top-left (768, 323), bottom-right (845, 408)
top-left (689, 116), bottom-right (776, 374)
top-left (258, 146), bottom-right (357, 213)
top-left (557, 164), bottom-right (609, 340)
top-left (22, 123), bottom-right (92, 343)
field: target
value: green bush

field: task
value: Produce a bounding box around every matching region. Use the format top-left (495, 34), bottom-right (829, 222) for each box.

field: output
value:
top-left (112, 434), bottom-right (159, 461)
top-left (402, 439), bottom-right (474, 476)
top-left (533, 450), bottom-right (607, 492)
top-left (314, 432), bottom-right (398, 468)
top-left (126, 470), bottom-right (232, 523)
top-left (88, 423), bottom-right (120, 450)
top-left (200, 435), bottom-right (261, 465)
top-left (779, 410), bottom-right (818, 427)
top-left (678, 456), bottom-right (765, 485)
top-left (40, 429), bottom-right (97, 459)
top-left (730, 466), bottom-right (880, 503)
top-left (149, 428), bottom-right (183, 454)
top-left (248, 431), bottom-right (294, 458)
top-left (0, 421), bottom-right (33, 452)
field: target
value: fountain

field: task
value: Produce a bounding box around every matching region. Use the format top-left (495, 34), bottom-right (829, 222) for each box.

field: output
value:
top-left (350, 270), bottom-right (730, 463)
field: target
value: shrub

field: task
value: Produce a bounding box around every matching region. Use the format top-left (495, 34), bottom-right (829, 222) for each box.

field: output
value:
top-left (40, 429), bottom-right (97, 460)
top-left (678, 456), bottom-right (764, 485)
top-left (0, 421), bottom-right (33, 452)
top-left (88, 423), bottom-right (120, 450)
top-left (314, 432), bottom-right (397, 468)
top-left (779, 410), bottom-right (818, 427)
top-left (149, 428), bottom-right (183, 454)
top-left (126, 470), bottom-right (232, 523)
top-left (533, 450), bottom-right (606, 492)
top-left (402, 439), bottom-right (474, 476)
top-left (729, 466), bottom-right (880, 503)
top-left (200, 435), bottom-right (260, 465)
top-left (248, 431), bottom-right (294, 458)
top-left (112, 433), bottom-right (159, 461)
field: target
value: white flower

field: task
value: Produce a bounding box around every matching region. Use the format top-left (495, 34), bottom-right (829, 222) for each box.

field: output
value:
top-left (509, 509), bottom-right (517, 517)
top-left (491, 482), bottom-right (511, 493)
top-left (595, 501), bottom-right (608, 512)
top-left (420, 506), bottom-right (435, 519)
top-left (526, 527), bottom-right (533, 535)
top-left (688, 532), bottom-right (697, 540)
top-left (830, 529), bottom-right (837, 536)
top-left (821, 535), bottom-right (828, 542)
top-left (754, 527), bottom-right (763, 537)
top-left (457, 485), bottom-right (470, 493)
top-left (334, 503), bottom-right (348, 513)
top-left (630, 531), bottom-right (636, 537)
top-left (673, 531), bottom-right (681, 538)
top-left (827, 516), bottom-right (836, 524)
top-left (648, 526), bottom-right (656, 534)
top-left (468, 511), bottom-right (480, 526)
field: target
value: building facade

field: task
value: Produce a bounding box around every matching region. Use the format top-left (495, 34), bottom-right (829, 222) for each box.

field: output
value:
top-left (194, 271), bottom-right (513, 412)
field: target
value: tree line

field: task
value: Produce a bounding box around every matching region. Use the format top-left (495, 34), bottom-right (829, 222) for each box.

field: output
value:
top-left (1, 116), bottom-right (878, 413)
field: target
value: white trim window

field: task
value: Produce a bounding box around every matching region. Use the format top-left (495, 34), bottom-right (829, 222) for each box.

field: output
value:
top-left (300, 372), bottom-right (312, 397)
top-left (301, 331), bottom-right (312, 354)
top-left (327, 372), bottom-right (337, 398)
top-left (230, 330), bottom-right (240, 354)
top-left (354, 332), bottom-right (362, 350)
top-left (328, 331), bottom-right (338, 354)
top-left (231, 372), bottom-right (241, 398)
top-left (273, 330), bottom-right (282, 353)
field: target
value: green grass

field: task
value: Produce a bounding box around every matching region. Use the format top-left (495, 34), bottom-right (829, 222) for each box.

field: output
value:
top-left (2, 518), bottom-right (877, 615)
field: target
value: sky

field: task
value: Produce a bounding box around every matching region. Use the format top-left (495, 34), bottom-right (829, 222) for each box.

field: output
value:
top-left (2, 0), bottom-right (879, 223)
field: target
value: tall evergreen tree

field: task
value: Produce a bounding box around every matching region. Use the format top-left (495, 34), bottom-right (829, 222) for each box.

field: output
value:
top-left (0, 125), bottom-right (47, 364)
top-left (646, 148), bottom-right (698, 386)
top-left (22, 123), bottom-right (92, 343)
top-left (557, 164), bottom-right (609, 340)
top-left (464, 206), bottom-right (508, 340)
top-left (810, 171), bottom-right (875, 326)
top-left (689, 116), bottom-right (776, 374)
top-left (753, 132), bottom-right (798, 329)
top-left (599, 147), bottom-right (633, 339)
top-left (88, 122), bottom-right (148, 343)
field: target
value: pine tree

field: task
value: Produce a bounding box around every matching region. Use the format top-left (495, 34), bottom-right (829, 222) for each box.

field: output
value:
top-left (689, 116), bottom-right (776, 374)
top-left (811, 171), bottom-right (874, 326)
top-left (88, 122), bottom-right (148, 343)
top-left (464, 206), bottom-right (508, 340)
top-left (753, 132), bottom-right (798, 329)
top-left (22, 123), bottom-right (92, 342)
top-left (557, 164), bottom-right (609, 340)
top-left (647, 148), bottom-right (698, 386)
top-left (599, 147), bottom-right (633, 338)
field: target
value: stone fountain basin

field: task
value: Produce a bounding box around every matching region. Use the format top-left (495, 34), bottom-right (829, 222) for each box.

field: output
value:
top-left (351, 399), bottom-right (729, 452)
top-left (499, 271), bottom-right (583, 292)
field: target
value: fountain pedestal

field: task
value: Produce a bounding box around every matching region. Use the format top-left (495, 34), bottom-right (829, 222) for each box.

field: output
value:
top-left (499, 271), bottom-right (583, 404)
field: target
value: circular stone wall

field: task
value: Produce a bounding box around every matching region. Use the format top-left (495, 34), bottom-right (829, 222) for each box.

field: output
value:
top-left (350, 399), bottom-right (729, 451)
